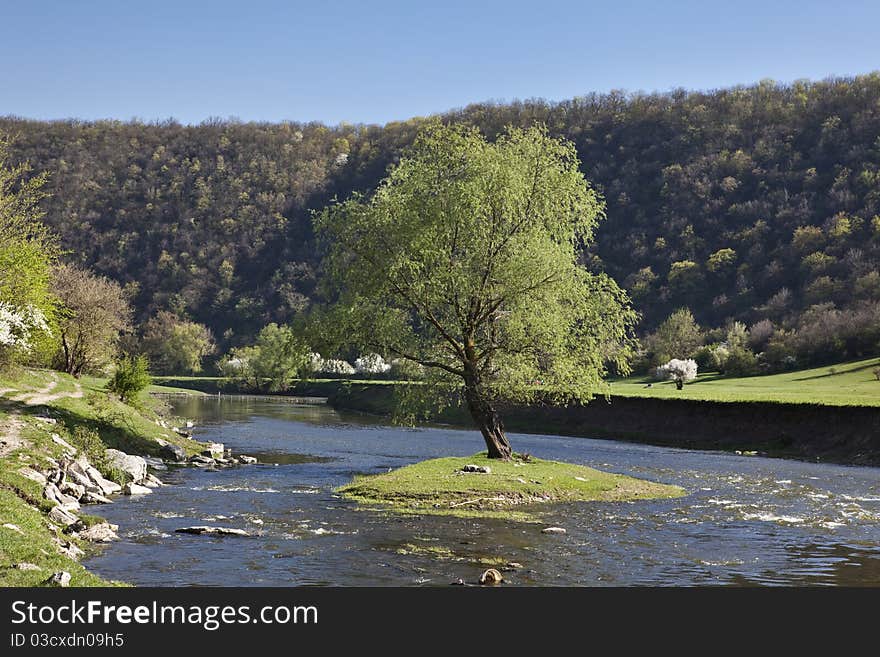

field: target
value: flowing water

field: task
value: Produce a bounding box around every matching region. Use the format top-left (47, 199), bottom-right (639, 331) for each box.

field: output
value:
top-left (84, 396), bottom-right (880, 586)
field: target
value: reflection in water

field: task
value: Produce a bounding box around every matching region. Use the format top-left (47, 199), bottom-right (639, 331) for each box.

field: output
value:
top-left (84, 396), bottom-right (880, 586)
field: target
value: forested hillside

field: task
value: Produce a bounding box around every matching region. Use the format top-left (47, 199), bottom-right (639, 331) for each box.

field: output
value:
top-left (3, 74), bottom-right (879, 355)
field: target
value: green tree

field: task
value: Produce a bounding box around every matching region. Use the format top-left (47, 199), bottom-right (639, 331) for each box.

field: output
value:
top-left (313, 123), bottom-right (636, 459)
top-left (106, 354), bottom-right (151, 404)
top-left (141, 311), bottom-right (215, 374)
top-left (221, 323), bottom-right (309, 392)
top-left (52, 263), bottom-right (131, 377)
top-left (645, 308), bottom-right (703, 365)
top-left (0, 136), bottom-right (57, 365)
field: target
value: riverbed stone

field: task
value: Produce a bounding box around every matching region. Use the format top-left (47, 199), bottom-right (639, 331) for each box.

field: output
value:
top-left (123, 482), bottom-right (153, 495)
top-left (142, 473), bottom-right (164, 487)
top-left (541, 526), bottom-right (567, 535)
top-left (201, 443), bottom-right (225, 459)
top-left (106, 449), bottom-right (148, 483)
top-left (77, 522), bottom-right (119, 542)
top-left (60, 480), bottom-right (86, 500)
top-left (189, 454), bottom-right (215, 466)
top-left (81, 490), bottom-right (113, 504)
top-left (175, 526), bottom-right (250, 537)
top-left (238, 455), bottom-right (258, 464)
top-left (154, 438), bottom-right (187, 462)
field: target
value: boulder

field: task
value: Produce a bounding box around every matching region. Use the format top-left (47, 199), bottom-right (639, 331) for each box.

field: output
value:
top-left (48, 505), bottom-right (79, 526)
top-left (60, 480), bottom-right (86, 500)
top-left (154, 438), bottom-right (187, 462)
top-left (143, 456), bottom-right (168, 470)
top-left (70, 457), bottom-right (121, 496)
top-left (238, 455), bottom-right (258, 465)
top-left (46, 571), bottom-right (71, 587)
top-left (461, 464), bottom-right (492, 474)
top-left (175, 526), bottom-right (249, 537)
top-left (123, 482), bottom-right (152, 495)
top-left (541, 526), bottom-right (567, 535)
top-left (189, 454), bottom-right (215, 466)
top-left (53, 539), bottom-right (84, 560)
top-left (201, 443), bottom-right (225, 459)
top-left (44, 482), bottom-right (79, 507)
top-left (80, 491), bottom-right (113, 505)
top-left (142, 473), bottom-right (164, 487)
top-left (76, 522), bottom-right (119, 542)
top-left (18, 467), bottom-right (47, 485)
top-left (106, 449), bottom-right (147, 483)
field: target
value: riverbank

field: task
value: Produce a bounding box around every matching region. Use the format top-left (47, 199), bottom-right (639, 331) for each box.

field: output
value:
top-left (321, 382), bottom-right (880, 466)
top-left (0, 369), bottom-right (205, 586)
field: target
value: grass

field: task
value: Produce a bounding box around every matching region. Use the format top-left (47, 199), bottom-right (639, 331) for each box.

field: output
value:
top-left (0, 368), bottom-right (206, 586)
top-left (609, 357), bottom-right (880, 407)
top-left (337, 452), bottom-right (684, 521)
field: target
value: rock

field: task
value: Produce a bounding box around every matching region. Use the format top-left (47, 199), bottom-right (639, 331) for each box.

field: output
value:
top-left (106, 449), bottom-right (148, 483)
top-left (201, 443), bottom-right (225, 459)
top-left (143, 473), bottom-right (164, 487)
top-left (35, 416), bottom-right (57, 425)
top-left (461, 464), bottom-right (492, 474)
top-left (175, 526), bottom-right (250, 537)
top-left (44, 482), bottom-right (79, 508)
top-left (14, 562), bottom-right (42, 571)
top-left (502, 562), bottom-right (524, 571)
top-left (189, 454), bottom-right (215, 466)
top-left (18, 466), bottom-right (47, 485)
top-left (2, 523), bottom-right (25, 535)
top-left (71, 457), bottom-right (121, 495)
top-left (143, 456), bottom-right (168, 470)
top-left (238, 455), bottom-right (258, 464)
top-left (77, 522), bottom-right (119, 542)
top-left (81, 491), bottom-right (113, 505)
top-left (49, 505), bottom-right (79, 526)
top-left (60, 480), bottom-right (86, 500)
top-left (53, 539), bottom-right (84, 560)
top-left (50, 433), bottom-right (77, 455)
top-left (451, 578), bottom-right (466, 586)
top-left (47, 571), bottom-right (71, 587)
top-left (185, 420), bottom-right (195, 428)
top-left (541, 526), bottom-right (567, 535)
top-left (154, 438), bottom-right (187, 462)
top-left (123, 482), bottom-right (153, 495)
top-left (574, 476), bottom-right (588, 482)
top-left (479, 568), bottom-right (503, 585)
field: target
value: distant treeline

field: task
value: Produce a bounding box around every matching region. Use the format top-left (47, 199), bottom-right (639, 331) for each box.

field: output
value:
top-left (3, 73), bottom-right (879, 356)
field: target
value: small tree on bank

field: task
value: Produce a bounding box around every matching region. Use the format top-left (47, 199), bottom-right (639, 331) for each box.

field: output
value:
top-left (52, 263), bottom-right (131, 377)
top-left (313, 123), bottom-right (637, 459)
top-left (141, 311), bottom-right (215, 375)
top-left (107, 354), bottom-right (151, 403)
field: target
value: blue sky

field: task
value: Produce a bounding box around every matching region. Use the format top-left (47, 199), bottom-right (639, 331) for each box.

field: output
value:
top-left (2, 0), bottom-right (878, 125)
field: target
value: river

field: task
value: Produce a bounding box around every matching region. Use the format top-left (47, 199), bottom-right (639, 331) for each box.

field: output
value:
top-left (84, 396), bottom-right (880, 586)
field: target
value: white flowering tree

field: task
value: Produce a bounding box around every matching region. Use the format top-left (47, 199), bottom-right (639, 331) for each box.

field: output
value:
top-left (0, 302), bottom-right (50, 359)
top-left (656, 358), bottom-right (698, 390)
top-left (354, 353), bottom-right (391, 375)
top-left (321, 359), bottom-right (356, 376)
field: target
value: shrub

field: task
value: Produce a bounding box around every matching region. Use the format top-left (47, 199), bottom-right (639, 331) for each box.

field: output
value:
top-left (723, 345), bottom-right (759, 376)
top-left (354, 353), bottom-right (391, 375)
top-left (106, 354), bottom-right (151, 403)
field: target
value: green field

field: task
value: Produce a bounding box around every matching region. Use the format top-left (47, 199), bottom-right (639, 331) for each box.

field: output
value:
top-left (609, 357), bottom-right (880, 407)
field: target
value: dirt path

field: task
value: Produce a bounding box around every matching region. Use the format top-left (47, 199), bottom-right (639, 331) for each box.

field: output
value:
top-left (10, 373), bottom-right (84, 406)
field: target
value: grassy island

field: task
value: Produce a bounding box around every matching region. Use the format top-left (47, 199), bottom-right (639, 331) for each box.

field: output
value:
top-left (337, 453), bottom-right (685, 521)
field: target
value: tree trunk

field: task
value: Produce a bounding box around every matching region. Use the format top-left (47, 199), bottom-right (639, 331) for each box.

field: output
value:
top-left (464, 385), bottom-right (512, 459)
top-left (675, 379), bottom-right (684, 390)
